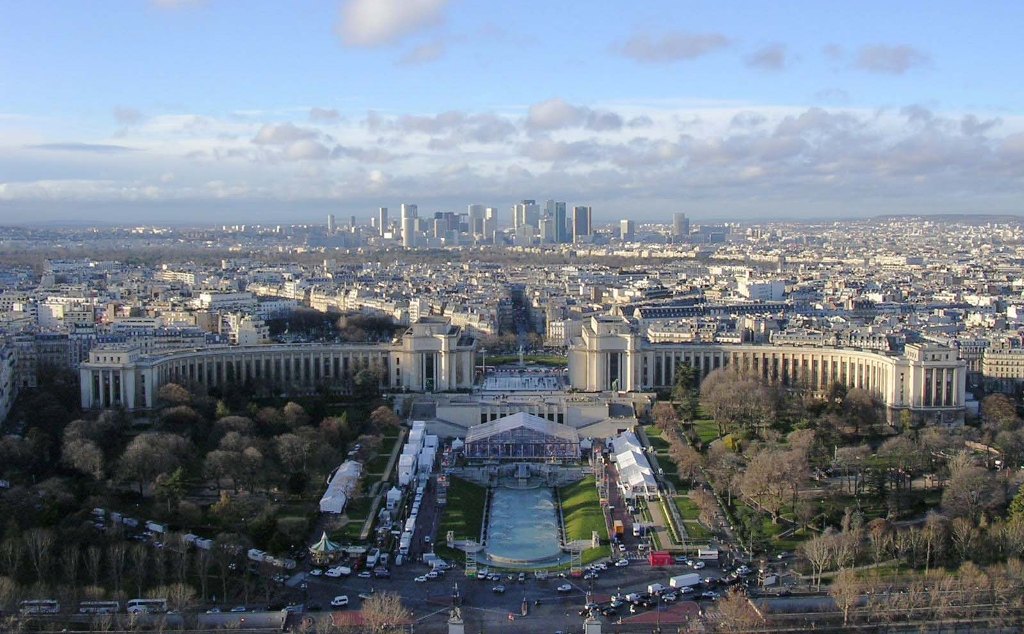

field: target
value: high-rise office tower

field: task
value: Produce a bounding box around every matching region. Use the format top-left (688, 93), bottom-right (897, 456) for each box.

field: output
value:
top-left (467, 204), bottom-right (485, 237)
top-left (484, 207), bottom-right (497, 240)
top-left (539, 217), bottom-right (555, 243)
top-left (378, 207), bottom-right (389, 236)
top-left (326, 214), bottom-right (336, 236)
top-left (673, 212), bottom-right (689, 241)
top-left (545, 200), bottom-right (568, 243)
top-left (620, 219), bottom-right (635, 242)
top-left (572, 206), bottom-right (592, 243)
top-left (401, 203), bottom-right (418, 248)
top-left (349, 215), bottom-right (356, 230)
top-left (512, 200), bottom-right (539, 230)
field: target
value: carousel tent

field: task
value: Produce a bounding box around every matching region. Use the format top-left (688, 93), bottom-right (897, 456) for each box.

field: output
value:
top-left (308, 532), bottom-right (342, 565)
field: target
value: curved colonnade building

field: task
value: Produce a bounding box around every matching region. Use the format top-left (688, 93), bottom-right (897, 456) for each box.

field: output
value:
top-left (80, 319), bottom-right (476, 410)
top-left (81, 314), bottom-right (968, 426)
top-left (568, 315), bottom-right (967, 424)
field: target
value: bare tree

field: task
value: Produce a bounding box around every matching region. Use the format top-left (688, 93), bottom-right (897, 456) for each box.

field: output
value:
top-left (738, 448), bottom-right (801, 523)
top-left (950, 516), bottom-right (979, 564)
top-left (23, 528), bottom-right (54, 583)
top-left (107, 542), bottom-right (128, 595)
top-left (368, 406), bottom-right (401, 432)
top-left (360, 591), bottom-right (412, 633)
top-left (669, 443), bottom-right (704, 485)
top-left (129, 545), bottom-right (149, 597)
top-left (157, 383), bottom-right (192, 407)
top-left (866, 518), bottom-right (892, 565)
top-left (700, 367), bottom-right (780, 436)
top-left (194, 549), bottom-right (212, 601)
top-left (829, 568), bottom-right (862, 626)
top-left (0, 576), bottom-right (20, 614)
top-left (706, 589), bottom-right (764, 632)
top-left (921, 512), bottom-right (949, 574)
top-left (61, 545), bottom-right (80, 593)
top-left (0, 538), bottom-right (21, 578)
top-left (62, 437), bottom-right (105, 480)
top-left (801, 532), bottom-right (833, 589)
top-left (942, 458), bottom-right (1005, 520)
top-left (84, 545), bottom-right (103, 588)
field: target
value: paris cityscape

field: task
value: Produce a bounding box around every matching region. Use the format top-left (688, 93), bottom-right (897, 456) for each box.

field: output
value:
top-left (1, 1), bottom-right (1023, 633)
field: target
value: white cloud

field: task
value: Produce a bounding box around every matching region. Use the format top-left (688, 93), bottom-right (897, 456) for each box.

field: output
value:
top-left (337, 0), bottom-right (449, 47)
top-left (617, 31), bottom-right (730, 63)
top-left (252, 123), bottom-right (318, 145)
top-left (856, 45), bottom-right (930, 74)
top-left (527, 99), bottom-right (586, 131)
top-left (399, 40), bottom-right (446, 65)
top-left (746, 43), bottom-right (787, 71)
top-left (5, 102), bottom-right (1024, 221)
top-left (309, 107), bottom-right (341, 123)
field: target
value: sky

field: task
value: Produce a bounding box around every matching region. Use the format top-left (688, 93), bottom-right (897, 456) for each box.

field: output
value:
top-left (1, 0), bottom-right (1023, 226)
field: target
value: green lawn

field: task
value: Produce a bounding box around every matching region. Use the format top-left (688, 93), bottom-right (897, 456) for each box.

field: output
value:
top-left (365, 453), bottom-right (390, 475)
top-left (673, 496), bottom-right (701, 521)
top-left (559, 476), bottom-right (608, 542)
top-left (485, 354), bottom-right (568, 367)
top-left (684, 521), bottom-right (711, 541)
top-left (690, 418), bottom-right (720, 443)
top-left (646, 434), bottom-right (670, 451)
top-left (438, 477), bottom-right (487, 543)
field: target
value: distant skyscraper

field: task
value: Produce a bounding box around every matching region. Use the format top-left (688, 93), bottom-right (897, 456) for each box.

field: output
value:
top-left (620, 219), bottom-right (635, 242)
top-left (467, 204), bottom-right (485, 237)
top-left (484, 207), bottom-right (497, 240)
top-left (326, 214), bottom-right (336, 235)
top-left (572, 205), bottom-right (592, 243)
top-left (546, 200), bottom-right (568, 243)
top-left (513, 200), bottom-right (539, 230)
top-left (378, 207), bottom-right (388, 236)
top-left (672, 212), bottom-right (689, 241)
top-left (349, 215), bottom-right (356, 229)
top-left (401, 203), bottom-right (418, 248)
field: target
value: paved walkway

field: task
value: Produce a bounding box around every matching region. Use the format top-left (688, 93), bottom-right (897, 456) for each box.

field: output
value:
top-left (358, 428), bottom-right (407, 541)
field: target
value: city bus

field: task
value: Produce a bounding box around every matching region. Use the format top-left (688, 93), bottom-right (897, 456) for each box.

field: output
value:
top-left (78, 600), bottom-right (120, 614)
top-left (19, 599), bottom-right (60, 615)
top-left (125, 598), bottom-right (167, 614)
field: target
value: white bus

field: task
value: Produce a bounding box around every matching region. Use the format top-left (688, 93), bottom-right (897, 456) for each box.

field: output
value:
top-left (126, 598), bottom-right (167, 614)
top-left (19, 599), bottom-right (60, 615)
top-left (78, 600), bottom-right (120, 614)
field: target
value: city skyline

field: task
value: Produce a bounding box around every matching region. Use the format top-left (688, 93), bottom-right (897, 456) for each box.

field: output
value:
top-left (2, 1), bottom-right (1023, 224)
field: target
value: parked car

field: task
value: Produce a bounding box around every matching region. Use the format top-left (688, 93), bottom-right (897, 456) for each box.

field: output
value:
top-left (615, 559), bottom-right (629, 567)
top-left (492, 584), bottom-right (505, 594)
top-left (331, 596), bottom-right (349, 608)
top-left (357, 571), bottom-right (372, 579)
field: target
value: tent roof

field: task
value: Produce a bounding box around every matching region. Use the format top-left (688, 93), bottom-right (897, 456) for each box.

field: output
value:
top-left (309, 531), bottom-right (342, 553)
top-left (465, 411), bottom-right (579, 444)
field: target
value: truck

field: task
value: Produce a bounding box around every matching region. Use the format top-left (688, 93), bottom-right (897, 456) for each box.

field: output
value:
top-left (613, 520), bottom-right (624, 537)
top-left (366, 548), bottom-right (380, 569)
top-left (399, 532), bottom-right (413, 555)
top-left (647, 583), bottom-right (666, 595)
top-left (247, 548), bottom-right (268, 563)
top-left (669, 573), bottom-right (701, 589)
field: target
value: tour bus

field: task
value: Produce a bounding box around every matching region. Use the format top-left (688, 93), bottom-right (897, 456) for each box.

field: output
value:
top-left (19, 599), bottom-right (60, 615)
top-left (126, 598), bottom-right (168, 614)
top-left (78, 600), bottom-right (120, 614)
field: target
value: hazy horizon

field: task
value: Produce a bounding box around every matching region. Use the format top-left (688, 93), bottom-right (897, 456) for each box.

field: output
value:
top-left (2, 1), bottom-right (1022, 224)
